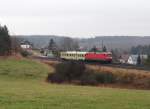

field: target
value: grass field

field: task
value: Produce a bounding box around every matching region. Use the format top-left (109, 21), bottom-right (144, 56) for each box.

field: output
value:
top-left (0, 58), bottom-right (150, 109)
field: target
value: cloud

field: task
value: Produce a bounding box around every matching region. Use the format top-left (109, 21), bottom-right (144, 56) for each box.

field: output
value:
top-left (0, 0), bottom-right (150, 37)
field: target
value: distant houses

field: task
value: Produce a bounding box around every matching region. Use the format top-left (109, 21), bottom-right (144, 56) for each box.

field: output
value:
top-left (119, 54), bottom-right (129, 64)
top-left (20, 41), bottom-right (32, 49)
top-left (127, 55), bottom-right (148, 65)
top-left (119, 54), bottom-right (148, 65)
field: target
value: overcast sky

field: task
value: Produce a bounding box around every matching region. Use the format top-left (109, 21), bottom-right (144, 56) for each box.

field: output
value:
top-left (0, 0), bottom-right (150, 38)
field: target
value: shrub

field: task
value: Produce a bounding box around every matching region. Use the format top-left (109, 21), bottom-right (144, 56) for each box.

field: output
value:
top-left (47, 61), bottom-right (116, 86)
top-left (47, 61), bottom-right (85, 83)
top-left (54, 61), bottom-right (85, 82)
top-left (80, 71), bottom-right (98, 85)
top-left (95, 72), bottom-right (116, 84)
top-left (47, 73), bottom-right (65, 83)
top-left (20, 50), bottom-right (30, 57)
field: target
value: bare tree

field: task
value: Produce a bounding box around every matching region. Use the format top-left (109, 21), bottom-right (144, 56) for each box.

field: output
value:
top-left (11, 37), bottom-right (21, 54)
top-left (60, 37), bottom-right (79, 51)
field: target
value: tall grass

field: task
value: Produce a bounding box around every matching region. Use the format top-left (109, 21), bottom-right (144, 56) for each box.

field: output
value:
top-left (89, 65), bottom-right (150, 89)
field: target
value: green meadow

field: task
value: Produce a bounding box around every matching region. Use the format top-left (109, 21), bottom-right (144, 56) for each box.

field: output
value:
top-left (0, 58), bottom-right (150, 109)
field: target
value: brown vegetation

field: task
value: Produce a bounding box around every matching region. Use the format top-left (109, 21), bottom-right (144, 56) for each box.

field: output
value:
top-left (44, 60), bottom-right (150, 89)
top-left (0, 53), bottom-right (22, 60)
top-left (42, 60), bottom-right (60, 67)
top-left (88, 65), bottom-right (150, 89)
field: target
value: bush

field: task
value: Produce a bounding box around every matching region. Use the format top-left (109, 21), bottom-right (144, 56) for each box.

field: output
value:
top-left (47, 61), bottom-right (116, 86)
top-left (20, 50), bottom-right (30, 57)
top-left (47, 73), bottom-right (65, 83)
top-left (47, 61), bottom-right (86, 83)
top-left (95, 72), bottom-right (116, 84)
top-left (80, 71), bottom-right (98, 85)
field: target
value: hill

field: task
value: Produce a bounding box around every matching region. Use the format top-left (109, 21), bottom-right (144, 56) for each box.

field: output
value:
top-left (15, 35), bottom-right (150, 50)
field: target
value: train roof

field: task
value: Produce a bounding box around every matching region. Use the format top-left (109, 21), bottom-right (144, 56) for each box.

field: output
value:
top-left (61, 51), bottom-right (111, 54)
top-left (61, 51), bottom-right (87, 54)
top-left (87, 52), bottom-right (112, 54)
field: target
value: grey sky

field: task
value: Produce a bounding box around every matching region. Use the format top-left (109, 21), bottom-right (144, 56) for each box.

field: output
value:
top-left (0, 0), bottom-right (150, 38)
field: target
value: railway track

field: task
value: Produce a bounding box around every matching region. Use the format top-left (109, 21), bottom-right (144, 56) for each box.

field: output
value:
top-left (33, 56), bottom-right (150, 71)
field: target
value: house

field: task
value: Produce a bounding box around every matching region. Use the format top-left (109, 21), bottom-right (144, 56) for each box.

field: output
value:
top-left (20, 41), bottom-right (32, 49)
top-left (119, 54), bottom-right (129, 64)
top-left (127, 55), bottom-right (148, 65)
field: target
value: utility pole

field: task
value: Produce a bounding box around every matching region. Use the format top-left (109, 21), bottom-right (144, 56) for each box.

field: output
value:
top-left (102, 40), bottom-right (104, 51)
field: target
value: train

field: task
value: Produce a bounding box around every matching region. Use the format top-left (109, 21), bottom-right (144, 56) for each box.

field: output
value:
top-left (60, 51), bottom-right (112, 63)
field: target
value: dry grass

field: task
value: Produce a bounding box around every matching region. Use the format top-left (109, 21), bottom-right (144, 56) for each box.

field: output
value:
top-left (88, 65), bottom-right (150, 75)
top-left (88, 65), bottom-right (150, 89)
top-left (42, 60), bottom-right (61, 67)
top-left (0, 53), bottom-right (23, 60)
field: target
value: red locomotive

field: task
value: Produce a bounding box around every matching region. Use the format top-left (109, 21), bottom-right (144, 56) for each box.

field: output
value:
top-left (85, 52), bottom-right (112, 63)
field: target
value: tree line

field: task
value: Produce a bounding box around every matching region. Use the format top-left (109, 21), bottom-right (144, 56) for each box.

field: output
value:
top-left (0, 25), bottom-right (20, 56)
top-left (46, 37), bottom-right (108, 56)
top-left (130, 45), bottom-right (150, 55)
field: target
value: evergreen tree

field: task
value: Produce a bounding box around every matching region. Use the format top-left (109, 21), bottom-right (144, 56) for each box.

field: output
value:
top-left (0, 25), bottom-right (11, 55)
top-left (48, 39), bottom-right (56, 51)
top-left (137, 54), bottom-right (141, 65)
top-left (102, 45), bottom-right (107, 52)
top-left (48, 39), bottom-right (60, 57)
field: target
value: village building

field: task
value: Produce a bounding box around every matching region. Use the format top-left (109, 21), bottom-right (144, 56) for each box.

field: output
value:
top-left (127, 55), bottom-right (148, 65)
top-left (119, 54), bottom-right (129, 64)
top-left (20, 41), bottom-right (32, 49)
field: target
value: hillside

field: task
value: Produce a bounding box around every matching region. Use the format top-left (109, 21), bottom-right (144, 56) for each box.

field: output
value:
top-left (15, 35), bottom-right (150, 50)
top-left (0, 58), bottom-right (150, 109)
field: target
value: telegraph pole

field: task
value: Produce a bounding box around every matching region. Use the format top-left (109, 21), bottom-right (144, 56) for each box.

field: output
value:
top-left (102, 40), bottom-right (104, 51)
